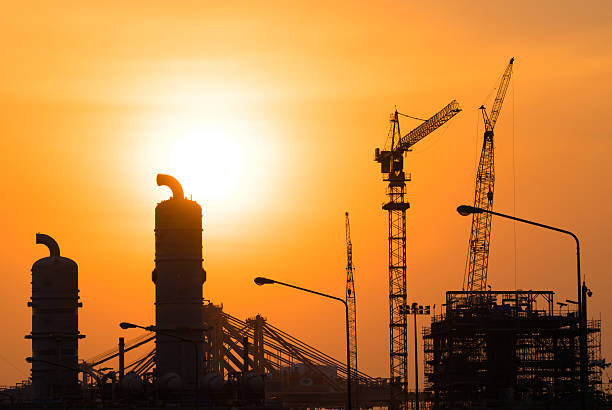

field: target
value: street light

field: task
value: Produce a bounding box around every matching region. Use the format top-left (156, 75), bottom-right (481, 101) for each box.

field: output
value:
top-left (119, 322), bottom-right (203, 396)
top-left (119, 322), bottom-right (156, 332)
top-left (254, 276), bottom-right (352, 410)
top-left (456, 204), bottom-right (587, 409)
top-left (401, 303), bottom-right (430, 410)
top-left (254, 277), bottom-right (275, 285)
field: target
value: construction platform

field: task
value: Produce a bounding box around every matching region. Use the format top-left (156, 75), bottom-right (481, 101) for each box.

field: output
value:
top-left (423, 290), bottom-right (605, 409)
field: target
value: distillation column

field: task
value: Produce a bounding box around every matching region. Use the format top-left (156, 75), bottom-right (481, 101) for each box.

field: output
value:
top-left (27, 234), bottom-right (83, 400)
top-left (153, 174), bottom-right (206, 390)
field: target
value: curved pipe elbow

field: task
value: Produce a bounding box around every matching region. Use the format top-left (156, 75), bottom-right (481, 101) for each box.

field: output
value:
top-left (156, 174), bottom-right (184, 199)
top-left (36, 233), bottom-right (60, 257)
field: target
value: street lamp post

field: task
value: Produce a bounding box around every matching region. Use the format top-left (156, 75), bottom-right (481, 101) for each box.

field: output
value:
top-left (456, 204), bottom-right (587, 409)
top-left (254, 276), bottom-right (352, 410)
top-left (401, 303), bottom-right (430, 410)
top-left (119, 322), bottom-right (203, 397)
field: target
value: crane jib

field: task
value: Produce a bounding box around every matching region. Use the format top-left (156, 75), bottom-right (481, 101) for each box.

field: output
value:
top-left (398, 100), bottom-right (462, 151)
top-left (487, 58), bottom-right (514, 130)
top-left (463, 57), bottom-right (515, 294)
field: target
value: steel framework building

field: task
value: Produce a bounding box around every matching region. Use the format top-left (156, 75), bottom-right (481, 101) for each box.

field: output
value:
top-left (423, 290), bottom-right (603, 409)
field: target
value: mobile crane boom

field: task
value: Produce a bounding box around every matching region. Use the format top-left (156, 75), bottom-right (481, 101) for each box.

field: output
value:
top-left (463, 58), bottom-right (514, 292)
top-left (345, 212), bottom-right (358, 407)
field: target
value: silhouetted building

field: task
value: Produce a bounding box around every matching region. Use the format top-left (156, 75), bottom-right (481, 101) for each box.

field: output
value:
top-left (423, 290), bottom-right (603, 409)
top-left (153, 174), bottom-right (205, 390)
top-left (27, 234), bottom-right (84, 400)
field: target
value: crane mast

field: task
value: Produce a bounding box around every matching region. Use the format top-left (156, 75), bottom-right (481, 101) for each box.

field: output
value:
top-left (375, 100), bottom-right (461, 408)
top-left (345, 212), bottom-right (358, 407)
top-left (463, 58), bottom-right (514, 292)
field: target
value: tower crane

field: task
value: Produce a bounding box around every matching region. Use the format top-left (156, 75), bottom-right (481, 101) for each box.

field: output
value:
top-left (345, 212), bottom-right (358, 407)
top-left (463, 58), bottom-right (514, 292)
top-left (374, 100), bottom-right (461, 407)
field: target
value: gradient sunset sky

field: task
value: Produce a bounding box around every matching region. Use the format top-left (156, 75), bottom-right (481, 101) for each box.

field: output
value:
top-left (1, 1), bottom-right (611, 387)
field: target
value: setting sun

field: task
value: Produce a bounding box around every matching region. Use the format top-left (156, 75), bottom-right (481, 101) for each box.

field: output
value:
top-left (129, 79), bottom-right (284, 216)
top-left (158, 114), bottom-right (248, 202)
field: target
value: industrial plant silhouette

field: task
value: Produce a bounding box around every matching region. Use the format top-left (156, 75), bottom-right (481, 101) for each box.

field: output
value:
top-left (2, 58), bottom-right (611, 410)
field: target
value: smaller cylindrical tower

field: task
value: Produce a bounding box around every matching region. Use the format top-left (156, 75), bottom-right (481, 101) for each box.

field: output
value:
top-left (153, 174), bottom-right (205, 390)
top-left (27, 234), bottom-right (83, 400)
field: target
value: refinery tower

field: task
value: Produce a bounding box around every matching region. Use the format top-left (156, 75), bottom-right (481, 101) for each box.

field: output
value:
top-left (153, 174), bottom-right (206, 391)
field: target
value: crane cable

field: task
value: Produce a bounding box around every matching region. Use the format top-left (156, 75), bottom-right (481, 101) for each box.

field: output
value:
top-left (384, 115), bottom-right (394, 151)
top-left (409, 119), bottom-right (454, 155)
top-left (512, 68), bottom-right (518, 291)
top-left (481, 65), bottom-right (506, 109)
top-left (397, 112), bottom-right (427, 122)
top-left (389, 108), bottom-right (452, 153)
top-left (384, 109), bottom-right (427, 151)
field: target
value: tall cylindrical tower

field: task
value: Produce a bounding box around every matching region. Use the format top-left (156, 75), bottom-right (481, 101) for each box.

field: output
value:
top-left (153, 174), bottom-right (205, 390)
top-left (27, 234), bottom-right (83, 400)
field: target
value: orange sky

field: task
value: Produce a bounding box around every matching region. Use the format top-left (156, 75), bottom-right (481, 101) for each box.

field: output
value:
top-left (1, 1), bottom-right (612, 387)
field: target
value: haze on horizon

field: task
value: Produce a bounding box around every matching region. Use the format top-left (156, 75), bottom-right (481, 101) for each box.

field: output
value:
top-left (1, 1), bottom-right (611, 388)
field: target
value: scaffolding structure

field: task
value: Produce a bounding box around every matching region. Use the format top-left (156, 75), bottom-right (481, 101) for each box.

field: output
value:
top-left (423, 290), bottom-right (603, 409)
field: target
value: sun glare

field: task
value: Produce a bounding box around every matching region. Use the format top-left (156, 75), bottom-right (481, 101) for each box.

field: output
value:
top-left (137, 102), bottom-right (279, 217)
top-left (130, 74), bottom-right (285, 219)
top-left (167, 124), bottom-right (245, 202)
